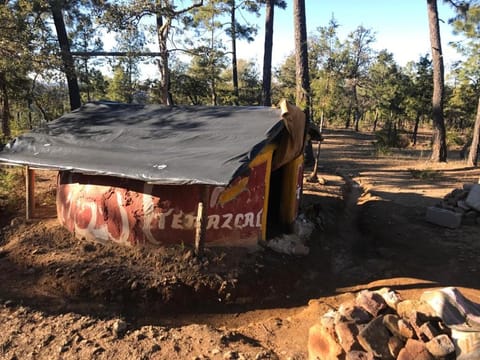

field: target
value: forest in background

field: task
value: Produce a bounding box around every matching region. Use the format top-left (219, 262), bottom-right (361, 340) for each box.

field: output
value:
top-left (0, 0), bottom-right (480, 164)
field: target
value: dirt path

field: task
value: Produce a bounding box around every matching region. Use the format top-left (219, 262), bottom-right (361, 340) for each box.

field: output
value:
top-left (1, 128), bottom-right (480, 359)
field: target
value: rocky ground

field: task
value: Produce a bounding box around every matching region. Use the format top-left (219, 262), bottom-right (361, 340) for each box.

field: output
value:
top-left (0, 128), bottom-right (480, 359)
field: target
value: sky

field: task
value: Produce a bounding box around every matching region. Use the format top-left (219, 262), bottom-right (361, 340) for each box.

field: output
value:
top-left (236, 0), bottom-right (463, 69)
top-left (108, 0), bottom-right (464, 79)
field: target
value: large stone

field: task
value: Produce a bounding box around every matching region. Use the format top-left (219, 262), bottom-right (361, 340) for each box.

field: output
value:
top-left (376, 288), bottom-right (402, 311)
top-left (335, 321), bottom-right (360, 352)
top-left (388, 336), bottom-right (404, 358)
top-left (425, 206), bottom-right (462, 229)
top-left (457, 200), bottom-right (472, 211)
top-left (425, 334), bottom-right (455, 357)
top-left (321, 310), bottom-right (337, 331)
top-left (337, 301), bottom-right (372, 324)
top-left (396, 300), bottom-right (436, 319)
top-left (418, 321), bottom-right (440, 341)
top-left (357, 316), bottom-right (393, 359)
top-left (397, 339), bottom-right (434, 360)
top-left (308, 323), bottom-right (343, 360)
top-left (466, 184), bottom-right (480, 211)
top-left (383, 314), bottom-right (401, 335)
top-left (383, 314), bottom-right (415, 340)
top-left (405, 310), bottom-right (430, 339)
top-left (355, 290), bottom-right (387, 317)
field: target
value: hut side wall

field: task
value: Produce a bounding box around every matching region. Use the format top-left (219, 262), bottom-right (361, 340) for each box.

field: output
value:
top-left (56, 151), bottom-right (273, 248)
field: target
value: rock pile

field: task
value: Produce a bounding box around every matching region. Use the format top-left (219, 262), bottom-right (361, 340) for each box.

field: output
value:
top-left (308, 288), bottom-right (457, 360)
top-left (426, 183), bottom-right (480, 229)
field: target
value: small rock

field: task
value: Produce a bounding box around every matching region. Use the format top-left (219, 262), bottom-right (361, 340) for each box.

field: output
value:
top-left (355, 290), bottom-right (387, 317)
top-left (151, 344), bottom-right (161, 353)
top-left (211, 348), bottom-right (221, 355)
top-left (418, 321), bottom-right (440, 341)
top-left (397, 339), bottom-right (433, 360)
top-left (337, 301), bottom-right (372, 324)
top-left (396, 300), bottom-right (435, 319)
top-left (43, 334), bottom-right (55, 346)
top-left (92, 346), bottom-right (105, 355)
top-left (112, 319), bottom-right (127, 338)
top-left (425, 334), bottom-right (455, 357)
top-left (223, 350), bottom-right (239, 360)
top-left (83, 243), bottom-right (96, 252)
top-left (383, 314), bottom-right (401, 335)
top-left (320, 310), bottom-right (336, 331)
top-left (255, 350), bottom-right (278, 360)
top-left (10, 218), bottom-right (22, 227)
top-left (345, 350), bottom-right (374, 360)
top-left (130, 280), bottom-right (139, 290)
top-left (388, 336), bottom-right (404, 358)
top-left (335, 321), bottom-right (360, 352)
top-left (457, 200), bottom-right (471, 211)
top-left (382, 314), bottom-right (414, 339)
top-left (425, 206), bottom-right (462, 229)
top-left (397, 319), bottom-right (415, 339)
top-left (58, 344), bottom-right (69, 353)
top-left (466, 184), bottom-right (480, 211)
top-left (404, 310), bottom-right (438, 339)
top-left (357, 316), bottom-right (392, 359)
top-left (376, 288), bottom-right (402, 311)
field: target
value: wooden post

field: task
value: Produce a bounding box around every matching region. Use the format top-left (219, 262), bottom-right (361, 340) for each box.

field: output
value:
top-left (194, 187), bottom-right (209, 256)
top-left (25, 166), bottom-right (35, 220)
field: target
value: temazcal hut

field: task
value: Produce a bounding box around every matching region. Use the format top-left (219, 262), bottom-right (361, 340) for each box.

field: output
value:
top-left (0, 100), bottom-right (307, 249)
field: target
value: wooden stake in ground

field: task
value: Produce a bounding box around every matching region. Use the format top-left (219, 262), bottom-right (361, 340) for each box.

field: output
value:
top-left (195, 187), bottom-right (209, 256)
top-left (25, 166), bottom-right (35, 220)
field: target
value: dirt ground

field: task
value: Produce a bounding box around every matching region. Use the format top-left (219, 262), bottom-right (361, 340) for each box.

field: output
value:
top-left (1, 128), bottom-right (480, 360)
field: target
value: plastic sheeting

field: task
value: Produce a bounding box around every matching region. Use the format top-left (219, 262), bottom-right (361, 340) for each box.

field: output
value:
top-left (0, 102), bottom-right (286, 185)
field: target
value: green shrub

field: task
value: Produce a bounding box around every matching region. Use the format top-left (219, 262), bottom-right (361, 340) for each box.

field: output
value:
top-left (0, 167), bottom-right (23, 213)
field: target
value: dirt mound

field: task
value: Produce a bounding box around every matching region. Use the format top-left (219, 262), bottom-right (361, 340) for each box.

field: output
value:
top-left (1, 128), bottom-right (480, 359)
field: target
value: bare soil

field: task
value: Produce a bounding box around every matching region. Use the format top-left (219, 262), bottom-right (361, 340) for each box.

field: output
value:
top-left (0, 128), bottom-right (480, 360)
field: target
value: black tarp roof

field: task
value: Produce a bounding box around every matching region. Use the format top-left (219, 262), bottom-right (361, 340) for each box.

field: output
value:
top-left (0, 102), bottom-right (285, 185)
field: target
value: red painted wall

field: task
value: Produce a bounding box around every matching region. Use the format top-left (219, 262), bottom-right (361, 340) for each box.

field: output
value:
top-left (56, 161), bottom-right (268, 248)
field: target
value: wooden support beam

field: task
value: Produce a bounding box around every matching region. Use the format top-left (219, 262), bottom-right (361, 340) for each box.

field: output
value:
top-left (25, 166), bottom-right (35, 220)
top-left (194, 187), bottom-right (210, 256)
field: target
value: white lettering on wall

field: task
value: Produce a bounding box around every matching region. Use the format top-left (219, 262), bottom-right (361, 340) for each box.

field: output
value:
top-left (221, 213), bottom-right (233, 229)
top-left (256, 209), bottom-right (263, 227)
top-left (207, 214), bottom-right (220, 230)
top-left (244, 212), bottom-right (254, 228)
top-left (234, 213), bottom-right (244, 229)
top-left (171, 211), bottom-right (184, 229)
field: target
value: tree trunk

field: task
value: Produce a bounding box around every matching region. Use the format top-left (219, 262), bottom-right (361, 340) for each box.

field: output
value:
top-left (345, 107), bottom-right (351, 129)
top-left (293, 0), bottom-right (310, 114)
top-left (50, 0), bottom-right (81, 111)
top-left (427, 0), bottom-right (447, 162)
top-left (262, 0), bottom-right (274, 107)
top-left (230, 1), bottom-right (239, 105)
top-left (0, 72), bottom-right (11, 138)
top-left (372, 109), bottom-right (379, 132)
top-left (412, 113), bottom-right (420, 145)
top-left (467, 97), bottom-right (480, 167)
top-left (293, 0), bottom-right (312, 165)
top-left (156, 7), bottom-right (172, 105)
